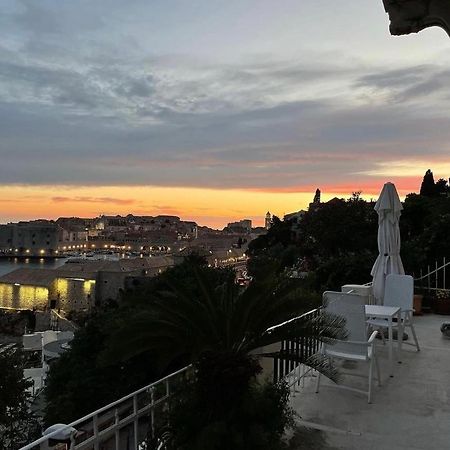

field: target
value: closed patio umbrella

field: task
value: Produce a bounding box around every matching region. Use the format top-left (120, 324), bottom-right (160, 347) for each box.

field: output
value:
top-left (371, 182), bottom-right (405, 304)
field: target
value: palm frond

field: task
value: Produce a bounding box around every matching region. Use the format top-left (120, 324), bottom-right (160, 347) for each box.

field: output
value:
top-left (105, 263), bottom-right (344, 378)
top-left (305, 353), bottom-right (340, 383)
top-left (253, 310), bottom-right (347, 350)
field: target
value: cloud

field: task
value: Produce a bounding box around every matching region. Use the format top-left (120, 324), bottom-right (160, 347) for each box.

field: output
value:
top-left (1, 93), bottom-right (450, 192)
top-left (1, 1), bottom-right (449, 200)
top-left (151, 205), bottom-right (181, 215)
top-left (355, 66), bottom-right (430, 90)
top-left (354, 64), bottom-right (450, 104)
top-left (52, 196), bottom-right (135, 205)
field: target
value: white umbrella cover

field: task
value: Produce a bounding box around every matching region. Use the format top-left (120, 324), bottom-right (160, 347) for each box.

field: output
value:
top-left (371, 182), bottom-right (405, 304)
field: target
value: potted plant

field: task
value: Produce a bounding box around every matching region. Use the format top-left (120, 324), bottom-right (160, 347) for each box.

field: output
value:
top-left (434, 289), bottom-right (450, 315)
top-left (413, 288), bottom-right (424, 316)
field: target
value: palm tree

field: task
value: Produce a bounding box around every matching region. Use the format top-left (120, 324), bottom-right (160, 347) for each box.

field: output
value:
top-left (106, 261), bottom-right (343, 373)
top-left (103, 260), bottom-right (345, 448)
top-left (105, 260), bottom-right (344, 385)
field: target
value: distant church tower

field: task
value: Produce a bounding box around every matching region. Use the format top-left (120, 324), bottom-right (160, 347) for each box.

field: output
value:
top-left (309, 188), bottom-right (321, 211)
top-left (265, 211), bottom-right (272, 230)
top-left (313, 188), bottom-right (321, 204)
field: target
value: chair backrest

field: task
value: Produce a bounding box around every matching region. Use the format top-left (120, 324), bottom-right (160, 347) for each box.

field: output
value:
top-left (23, 333), bottom-right (43, 351)
top-left (42, 330), bottom-right (59, 346)
top-left (57, 331), bottom-right (74, 341)
top-left (323, 291), bottom-right (367, 356)
top-left (383, 274), bottom-right (413, 311)
top-left (341, 284), bottom-right (373, 304)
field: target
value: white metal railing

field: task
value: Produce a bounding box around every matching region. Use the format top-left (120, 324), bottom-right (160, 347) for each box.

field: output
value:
top-left (20, 365), bottom-right (192, 450)
top-left (414, 257), bottom-right (450, 292)
top-left (23, 307), bottom-right (330, 449)
top-left (50, 309), bottom-right (78, 332)
top-left (272, 308), bottom-right (321, 383)
top-left (284, 362), bottom-right (317, 397)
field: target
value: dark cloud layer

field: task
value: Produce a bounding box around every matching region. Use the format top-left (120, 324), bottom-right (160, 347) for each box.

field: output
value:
top-left (1, 1), bottom-right (449, 193)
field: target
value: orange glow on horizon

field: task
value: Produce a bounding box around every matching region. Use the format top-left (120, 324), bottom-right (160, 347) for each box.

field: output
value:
top-left (251, 176), bottom-right (421, 197)
top-left (0, 176), bottom-right (428, 228)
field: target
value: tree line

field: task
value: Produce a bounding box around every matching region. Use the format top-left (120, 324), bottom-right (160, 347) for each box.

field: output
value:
top-left (248, 169), bottom-right (450, 292)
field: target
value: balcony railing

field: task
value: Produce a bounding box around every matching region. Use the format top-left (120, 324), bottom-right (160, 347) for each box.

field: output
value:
top-left (22, 308), bottom-right (324, 449)
top-left (49, 309), bottom-right (78, 333)
top-left (414, 256), bottom-right (450, 292)
top-left (20, 365), bottom-right (192, 450)
top-left (272, 307), bottom-right (321, 391)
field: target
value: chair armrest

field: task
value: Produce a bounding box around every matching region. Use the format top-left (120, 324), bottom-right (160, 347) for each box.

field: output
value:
top-left (367, 330), bottom-right (378, 344)
top-left (329, 332), bottom-right (378, 347)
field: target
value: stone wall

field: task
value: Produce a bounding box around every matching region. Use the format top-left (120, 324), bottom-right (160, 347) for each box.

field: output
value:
top-left (50, 278), bottom-right (95, 311)
top-left (0, 283), bottom-right (49, 310)
top-left (95, 271), bottom-right (139, 304)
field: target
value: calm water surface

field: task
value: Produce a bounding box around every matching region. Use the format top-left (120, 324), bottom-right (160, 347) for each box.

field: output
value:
top-left (0, 258), bottom-right (68, 277)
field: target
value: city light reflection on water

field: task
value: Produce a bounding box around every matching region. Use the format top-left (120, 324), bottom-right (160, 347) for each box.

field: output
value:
top-left (0, 257), bottom-right (67, 277)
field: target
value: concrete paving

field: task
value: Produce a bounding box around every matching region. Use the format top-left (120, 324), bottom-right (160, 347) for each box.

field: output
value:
top-left (290, 314), bottom-right (450, 450)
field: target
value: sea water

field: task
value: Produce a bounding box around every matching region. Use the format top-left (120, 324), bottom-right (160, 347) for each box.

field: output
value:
top-left (0, 257), bottom-right (68, 277)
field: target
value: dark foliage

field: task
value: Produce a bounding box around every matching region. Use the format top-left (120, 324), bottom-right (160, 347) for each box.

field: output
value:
top-left (248, 194), bottom-right (378, 291)
top-left (194, 352), bottom-right (262, 413)
top-left (167, 375), bottom-right (294, 450)
top-left (420, 169), bottom-right (436, 196)
top-left (436, 178), bottom-right (449, 195)
top-left (247, 216), bottom-right (304, 281)
top-left (103, 260), bottom-right (345, 449)
top-left (122, 254), bottom-right (234, 309)
top-left (0, 310), bottom-right (27, 335)
top-left (248, 182), bottom-right (450, 291)
top-left (44, 309), bottom-right (157, 426)
top-left (295, 194), bottom-right (378, 276)
top-left (0, 346), bottom-right (40, 449)
top-left (401, 193), bottom-right (450, 273)
top-left (104, 261), bottom-right (344, 373)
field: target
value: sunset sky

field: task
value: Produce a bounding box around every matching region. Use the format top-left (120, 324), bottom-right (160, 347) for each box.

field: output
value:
top-left (1, 1), bottom-right (450, 228)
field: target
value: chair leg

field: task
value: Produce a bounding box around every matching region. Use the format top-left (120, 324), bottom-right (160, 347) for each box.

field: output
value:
top-left (408, 314), bottom-right (420, 351)
top-left (379, 327), bottom-right (386, 345)
top-left (374, 352), bottom-right (381, 386)
top-left (315, 369), bottom-right (321, 393)
top-left (368, 358), bottom-right (374, 404)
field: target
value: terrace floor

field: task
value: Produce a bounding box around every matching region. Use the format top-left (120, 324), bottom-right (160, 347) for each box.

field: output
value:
top-left (290, 314), bottom-right (450, 450)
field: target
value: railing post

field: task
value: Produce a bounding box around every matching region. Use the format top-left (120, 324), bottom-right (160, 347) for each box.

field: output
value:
top-left (114, 407), bottom-right (120, 450)
top-left (289, 339), bottom-right (294, 374)
top-left (18, 365), bottom-right (192, 450)
top-left (436, 261), bottom-right (438, 290)
top-left (133, 395), bottom-right (139, 450)
top-left (273, 356), bottom-right (279, 383)
top-left (284, 340), bottom-right (289, 379)
top-left (444, 257), bottom-right (447, 290)
top-left (70, 433), bottom-right (76, 450)
top-left (93, 414), bottom-right (99, 450)
top-left (150, 386), bottom-right (156, 440)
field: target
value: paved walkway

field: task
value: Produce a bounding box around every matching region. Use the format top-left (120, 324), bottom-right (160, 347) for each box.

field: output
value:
top-left (290, 314), bottom-right (450, 450)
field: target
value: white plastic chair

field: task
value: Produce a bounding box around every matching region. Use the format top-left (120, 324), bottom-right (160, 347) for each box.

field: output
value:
top-left (366, 274), bottom-right (420, 352)
top-left (342, 284), bottom-right (374, 304)
top-left (23, 333), bottom-right (43, 351)
top-left (316, 291), bottom-right (380, 403)
top-left (43, 330), bottom-right (59, 346)
top-left (56, 331), bottom-right (75, 341)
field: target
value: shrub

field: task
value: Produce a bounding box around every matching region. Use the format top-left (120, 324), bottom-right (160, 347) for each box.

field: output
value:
top-left (166, 375), bottom-right (293, 450)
